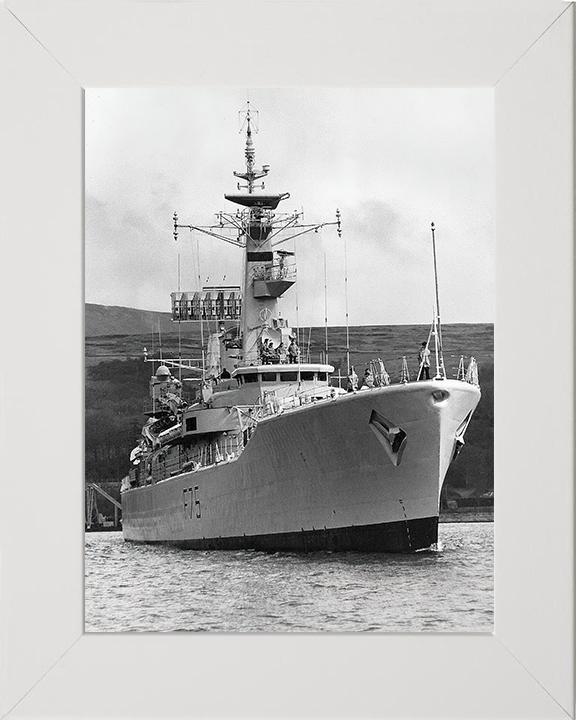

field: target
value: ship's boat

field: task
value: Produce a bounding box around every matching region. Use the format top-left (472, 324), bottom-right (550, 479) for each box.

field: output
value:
top-left (120, 103), bottom-right (481, 552)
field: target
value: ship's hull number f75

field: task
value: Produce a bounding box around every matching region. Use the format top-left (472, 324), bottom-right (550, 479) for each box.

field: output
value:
top-left (183, 486), bottom-right (201, 519)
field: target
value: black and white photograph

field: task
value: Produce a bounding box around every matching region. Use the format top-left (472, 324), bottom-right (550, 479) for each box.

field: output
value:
top-left (2, 1), bottom-right (573, 717)
top-left (85, 88), bottom-right (494, 632)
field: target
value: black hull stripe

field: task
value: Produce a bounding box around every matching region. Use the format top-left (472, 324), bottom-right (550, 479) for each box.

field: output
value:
top-left (125, 516), bottom-right (439, 553)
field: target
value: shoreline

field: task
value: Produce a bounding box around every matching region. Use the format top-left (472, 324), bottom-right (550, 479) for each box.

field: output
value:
top-left (440, 510), bottom-right (493, 523)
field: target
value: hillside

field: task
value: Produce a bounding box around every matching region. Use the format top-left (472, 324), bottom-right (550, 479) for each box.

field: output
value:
top-left (85, 304), bottom-right (493, 364)
top-left (85, 303), bottom-right (174, 337)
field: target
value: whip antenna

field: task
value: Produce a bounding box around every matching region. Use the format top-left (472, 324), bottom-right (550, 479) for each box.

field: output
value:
top-left (430, 222), bottom-right (446, 379)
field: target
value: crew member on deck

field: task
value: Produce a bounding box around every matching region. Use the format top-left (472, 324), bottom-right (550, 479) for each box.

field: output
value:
top-left (361, 368), bottom-right (374, 389)
top-left (262, 339), bottom-right (274, 364)
top-left (347, 367), bottom-right (358, 392)
top-left (288, 339), bottom-right (299, 363)
top-left (418, 341), bottom-right (431, 380)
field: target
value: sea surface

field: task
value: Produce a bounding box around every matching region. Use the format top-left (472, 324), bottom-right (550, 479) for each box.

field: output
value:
top-left (85, 522), bottom-right (493, 633)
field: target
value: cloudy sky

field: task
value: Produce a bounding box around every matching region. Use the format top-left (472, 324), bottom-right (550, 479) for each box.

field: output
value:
top-left (85, 88), bottom-right (493, 327)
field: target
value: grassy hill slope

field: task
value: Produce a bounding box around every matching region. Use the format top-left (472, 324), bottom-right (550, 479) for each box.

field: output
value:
top-left (86, 303), bottom-right (174, 337)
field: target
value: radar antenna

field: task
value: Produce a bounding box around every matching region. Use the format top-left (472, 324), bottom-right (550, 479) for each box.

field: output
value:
top-left (233, 102), bottom-right (270, 194)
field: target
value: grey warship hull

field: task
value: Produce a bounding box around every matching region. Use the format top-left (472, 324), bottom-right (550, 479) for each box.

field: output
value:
top-left (122, 379), bottom-right (480, 552)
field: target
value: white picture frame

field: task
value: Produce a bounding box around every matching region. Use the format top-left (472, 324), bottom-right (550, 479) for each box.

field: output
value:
top-left (0, 1), bottom-right (572, 717)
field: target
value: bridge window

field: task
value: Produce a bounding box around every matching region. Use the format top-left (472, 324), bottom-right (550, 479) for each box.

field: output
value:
top-left (280, 372), bottom-right (298, 381)
top-left (300, 371), bottom-right (314, 381)
top-left (262, 372), bottom-right (277, 382)
top-left (243, 373), bottom-right (259, 383)
top-left (186, 417), bottom-right (197, 432)
top-left (318, 372), bottom-right (327, 381)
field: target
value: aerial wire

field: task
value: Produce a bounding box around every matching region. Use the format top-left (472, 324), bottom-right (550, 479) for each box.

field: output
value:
top-left (196, 235), bottom-right (206, 373)
top-left (339, 209), bottom-right (350, 377)
top-left (177, 252), bottom-right (182, 381)
top-left (324, 250), bottom-right (329, 364)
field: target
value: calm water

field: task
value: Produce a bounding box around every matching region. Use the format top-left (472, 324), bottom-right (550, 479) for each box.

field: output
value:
top-left (85, 523), bottom-right (493, 633)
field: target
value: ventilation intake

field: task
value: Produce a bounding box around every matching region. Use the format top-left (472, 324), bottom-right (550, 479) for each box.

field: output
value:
top-left (369, 410), bottom-right (407, 467)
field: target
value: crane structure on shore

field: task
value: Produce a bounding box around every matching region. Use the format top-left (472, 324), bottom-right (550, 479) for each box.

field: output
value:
top-left (85, 482), bottom-right (122, 530)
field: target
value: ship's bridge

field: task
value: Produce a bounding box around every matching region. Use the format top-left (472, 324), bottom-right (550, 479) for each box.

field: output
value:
top-left (215, 363), bottom-right (341, 415)
top-left (232, 363), bottom-right (334, 385)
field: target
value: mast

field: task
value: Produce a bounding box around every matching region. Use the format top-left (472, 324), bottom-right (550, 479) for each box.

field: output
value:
top-left (228, 103), bottom-right (292, 364)
top-left (337, 208), bottom-right (349, 374)
top-left (233, 102), bottom-right (270, 195)
top-left (430, 222), bottom-right (446, 379)
top-left (172, 103), bottom-right (342, 369)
